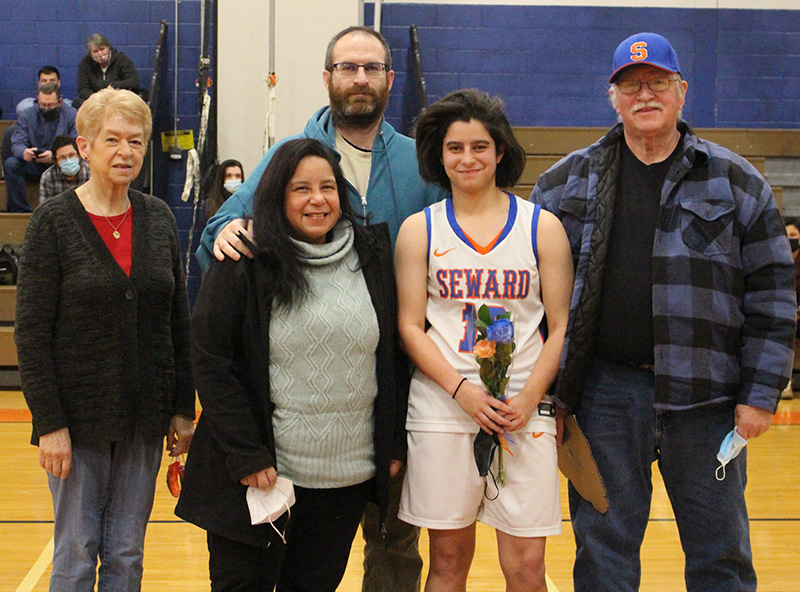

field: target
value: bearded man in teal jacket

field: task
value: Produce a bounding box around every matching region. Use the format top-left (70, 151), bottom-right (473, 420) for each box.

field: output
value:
top-left (196, 26), bottom-right (444, 270)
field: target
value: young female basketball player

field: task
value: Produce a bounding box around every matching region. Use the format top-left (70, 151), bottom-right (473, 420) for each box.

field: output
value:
top-left (394, 88), bottom-right (574, 592)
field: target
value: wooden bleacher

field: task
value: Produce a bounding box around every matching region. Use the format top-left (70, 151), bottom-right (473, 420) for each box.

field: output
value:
top-left (511, 127), bottom-right (800, 210)
top-left (0, 213), bottom-right (29, 377)
top-left (0, 213), bottom-right (29, 387)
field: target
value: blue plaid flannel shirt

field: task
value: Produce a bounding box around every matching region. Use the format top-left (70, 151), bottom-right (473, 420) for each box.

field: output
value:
top-left (531, 122), bottom-right (795, 413)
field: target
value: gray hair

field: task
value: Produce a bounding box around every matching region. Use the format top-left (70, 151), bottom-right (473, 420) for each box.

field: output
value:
top-left (39, 82), bottom-right (61, 100)
top-left (86, 33), bottom-right (111, 51)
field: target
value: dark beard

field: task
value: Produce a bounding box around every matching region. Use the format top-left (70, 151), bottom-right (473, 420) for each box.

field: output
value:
top-left (329, 84), bottom-right (389, 129)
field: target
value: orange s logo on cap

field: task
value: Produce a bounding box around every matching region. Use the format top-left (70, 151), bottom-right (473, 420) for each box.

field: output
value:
top-left (630, 41), bottom-right (648, 62)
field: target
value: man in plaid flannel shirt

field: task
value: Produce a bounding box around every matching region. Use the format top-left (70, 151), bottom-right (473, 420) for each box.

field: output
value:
top-left (38, 135), bottom-right (90, 202)
top-left (531, 33), bottom-right (795, 592)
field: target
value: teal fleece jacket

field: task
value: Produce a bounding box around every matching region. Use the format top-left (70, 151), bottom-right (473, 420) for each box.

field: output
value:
top-left (196, 106), bottom-right (446, 270)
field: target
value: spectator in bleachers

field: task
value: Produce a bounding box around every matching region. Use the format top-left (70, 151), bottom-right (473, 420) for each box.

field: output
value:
top-left (3, 67), bottom-right (72, 177)
top-left (16, 66), bottom-right (73, 118)
top-left (74, 34), bottom-right (140, 108)
top-left (4, 82), bottom-right (77, 212)
top-left (38, 135), bottom-right (90, 202)
top-left (204, 159), bottom-right (245, 220)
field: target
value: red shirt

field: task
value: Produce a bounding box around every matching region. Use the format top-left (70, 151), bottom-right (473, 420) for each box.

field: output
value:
top-left (87, 207), bottom-right (133, 276)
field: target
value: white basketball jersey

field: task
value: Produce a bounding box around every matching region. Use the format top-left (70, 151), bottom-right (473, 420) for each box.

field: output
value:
top-left (407, 194), bottom-right (547, 433)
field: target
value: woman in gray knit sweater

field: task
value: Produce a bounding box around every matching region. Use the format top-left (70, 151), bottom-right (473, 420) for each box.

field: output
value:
top-left (15, 88), bottom-right (195, 591)
top-left (178, 138), bottom-right (408, 591)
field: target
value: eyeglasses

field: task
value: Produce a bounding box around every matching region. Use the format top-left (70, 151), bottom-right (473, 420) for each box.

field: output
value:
top-left (616, 76), bottom-right (680, 95)
top-left (330, 62), bottom-right (388, 77)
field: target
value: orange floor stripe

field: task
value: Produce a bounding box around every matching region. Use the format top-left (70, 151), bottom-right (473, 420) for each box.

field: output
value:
top-left (772, 409), bottom-right (800, 425)
top-left (0, 408), bottom-right (794, 425)
top-left (0, 408), bottom-right (31, 422)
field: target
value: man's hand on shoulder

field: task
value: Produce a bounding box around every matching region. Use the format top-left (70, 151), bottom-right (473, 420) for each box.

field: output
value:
top-left (735, 403), bottom-right (773, 439)
top-left (213, 219), bottom-right (254, 261)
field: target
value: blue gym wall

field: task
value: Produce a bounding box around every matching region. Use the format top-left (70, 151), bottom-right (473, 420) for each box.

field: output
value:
top-left (0, 0), bottom-right (207, 299)
top-left (2, 2), bottom-right (799, 302)
top-left (371, 4), bottom-right (800, 136)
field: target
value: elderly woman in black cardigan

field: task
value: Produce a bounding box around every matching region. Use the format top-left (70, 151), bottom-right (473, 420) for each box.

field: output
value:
top-left (15, 87), bottom-right (194, 591)
top-left (177, 138), bottom-right (409, 591)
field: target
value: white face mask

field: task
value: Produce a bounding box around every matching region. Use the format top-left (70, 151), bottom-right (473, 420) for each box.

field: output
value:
top-left (716, 428), bottom-right (747, 481)
top-left (223, 179), bottom-right (242, 194)
top-left (245, 476), bottom-right (295, 544)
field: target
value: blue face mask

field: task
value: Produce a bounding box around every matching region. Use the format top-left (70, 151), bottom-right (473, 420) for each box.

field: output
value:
top-left (716, 428), bottom-right (747, 481)
top-left (223, 179), bottom-right (242, 194)
top-left (58, 157), bottom-right (81, 177)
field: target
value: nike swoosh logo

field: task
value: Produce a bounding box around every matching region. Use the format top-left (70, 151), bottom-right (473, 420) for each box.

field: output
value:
top-left (433, 247), bottom-right (456, 257)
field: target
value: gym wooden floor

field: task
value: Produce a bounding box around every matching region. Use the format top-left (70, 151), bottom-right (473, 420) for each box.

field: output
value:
top-left (2, 390), bottom-right (798, 592)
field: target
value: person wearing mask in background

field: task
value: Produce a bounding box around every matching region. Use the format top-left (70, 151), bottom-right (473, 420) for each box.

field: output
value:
top-left (4, 82), bottom-right (77, 212)
top-left (196, 25), bottom-right (446, 592)
top-left (531, 32), bottom-right (795, 592)
top-left (38, 135), bottom-right (90, 202)
top-left (16, 66), bottom-right (73, 117)
top-left (204, 159), bottom-right (245, 220)
top-left (74, 34), bottom-right (140, 109)
top-left (3, 67), bottom-right (73, 174)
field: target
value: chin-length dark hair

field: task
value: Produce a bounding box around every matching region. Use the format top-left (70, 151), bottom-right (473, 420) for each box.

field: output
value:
top-left (252, 138), bottom-right (364, 308)
top-left (205, 159), bottom-right (245, 220)
top-left (414, 88), bottom-right (526, 192)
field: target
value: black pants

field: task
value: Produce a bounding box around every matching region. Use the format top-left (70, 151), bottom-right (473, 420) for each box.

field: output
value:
top-left (208, 479), bottom-right (373, 592)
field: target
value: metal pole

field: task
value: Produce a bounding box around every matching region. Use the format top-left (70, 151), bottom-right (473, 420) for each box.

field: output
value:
top-left (267, 0), bottom-right (276, 148)
top-left (174, 0), bottom-right (179, 134)
top-left (374, 0), bottom-right (382, 33)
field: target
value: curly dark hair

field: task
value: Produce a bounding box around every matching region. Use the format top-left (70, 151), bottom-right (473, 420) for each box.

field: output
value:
top-left (414, 88), bottom-right (525, 192)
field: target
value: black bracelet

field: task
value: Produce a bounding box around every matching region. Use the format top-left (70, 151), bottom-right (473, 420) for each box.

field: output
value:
top-left (452, 377), bottom-right (467, 399)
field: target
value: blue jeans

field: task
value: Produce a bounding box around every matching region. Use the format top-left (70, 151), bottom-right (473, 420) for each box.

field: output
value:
top-left (2, 156), bottom-right (45, 212)
top-left (47, 430), bottom-right (163, 592)
top-left (570, 360), bottom-right (755, 592)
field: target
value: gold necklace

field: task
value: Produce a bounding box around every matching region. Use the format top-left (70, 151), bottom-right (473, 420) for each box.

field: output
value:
top-left (89, 192), bottom-right (130, 239)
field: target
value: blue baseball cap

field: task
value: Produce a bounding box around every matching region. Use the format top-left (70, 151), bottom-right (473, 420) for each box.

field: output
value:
top-left (609, 32), bottom-right (681, 83)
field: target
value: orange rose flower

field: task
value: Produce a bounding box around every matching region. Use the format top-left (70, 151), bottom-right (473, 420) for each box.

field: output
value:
top-left (473, 338), bottom-right (496, 359)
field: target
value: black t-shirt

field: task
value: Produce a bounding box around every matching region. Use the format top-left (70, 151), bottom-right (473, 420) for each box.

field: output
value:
top-left (594, 134), bottom-right (683, 366)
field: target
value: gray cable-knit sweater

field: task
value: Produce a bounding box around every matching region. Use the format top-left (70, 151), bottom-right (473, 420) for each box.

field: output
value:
top-left (15, 189), bottom-right (195, 445)
top-left (270, 222), bottom-right (378, 488)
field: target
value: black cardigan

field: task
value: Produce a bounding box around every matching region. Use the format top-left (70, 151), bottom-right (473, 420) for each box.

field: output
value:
top-left (176, 223), bottom-right (409, 548)
top-left (15, 190), bottom-right (195, 445)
